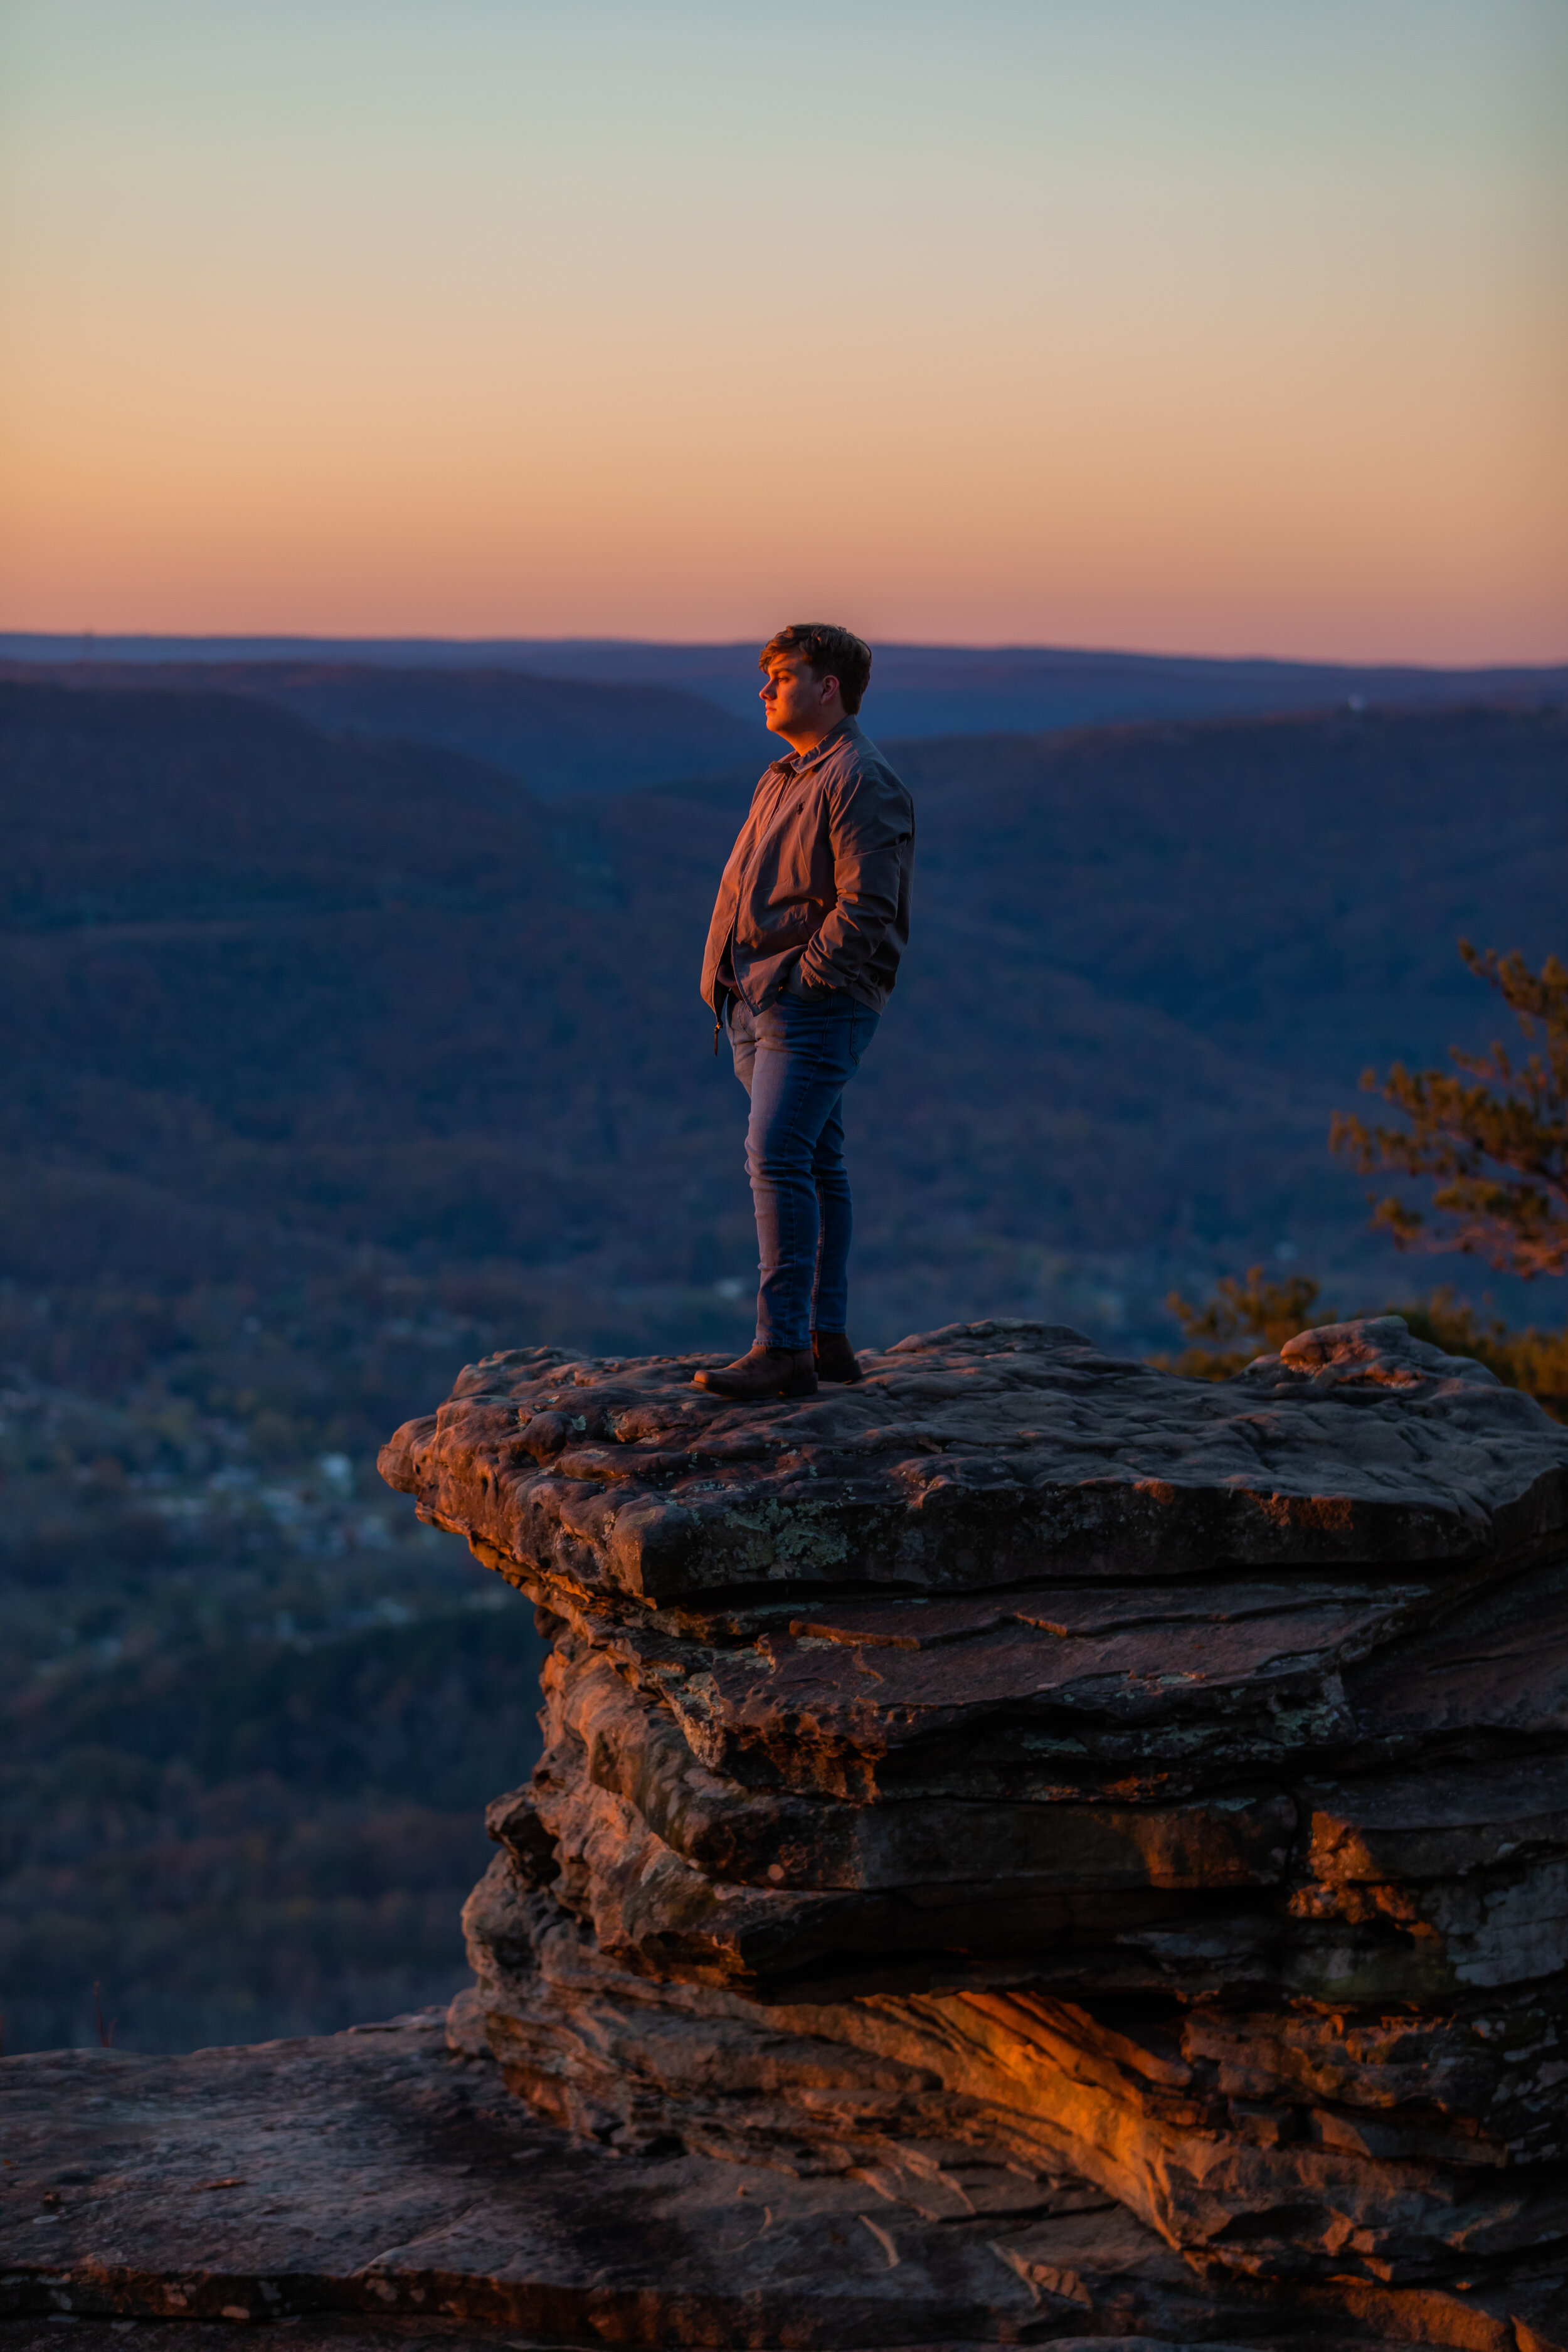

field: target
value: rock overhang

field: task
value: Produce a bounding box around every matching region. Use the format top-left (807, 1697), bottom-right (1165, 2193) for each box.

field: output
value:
top-left (378, 1315), bottom-right (1568, 2337)
top-left (379, 1316), bottom-right (1568, 1613)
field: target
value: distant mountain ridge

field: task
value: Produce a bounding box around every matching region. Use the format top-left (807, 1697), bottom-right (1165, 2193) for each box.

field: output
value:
top-left (0, 659), bottom-right (766, 800)
top-left (4, 634), bottom-right (1562, 757)
top-left (1, 675), bottom-right (1560, 1352)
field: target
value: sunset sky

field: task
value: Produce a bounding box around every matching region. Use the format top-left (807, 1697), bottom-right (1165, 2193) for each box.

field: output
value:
top-left (1, 0), bottom-right (1563, 660)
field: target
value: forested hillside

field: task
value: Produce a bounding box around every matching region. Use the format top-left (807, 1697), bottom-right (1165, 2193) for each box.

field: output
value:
top-left (3, 679), bottom-right (1560, 1338)
top-left (1, 675), bottom-right (1560, 2052)
top-left (0, 659), bottom-right (765, 797)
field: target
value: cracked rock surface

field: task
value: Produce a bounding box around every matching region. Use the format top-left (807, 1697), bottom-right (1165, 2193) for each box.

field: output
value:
top-left (383, 1316), bottom-right (1568, 2348)
top-left (378, 1313), bottom-right (1568, 1608)
top-left (0, 2015), bottom-right (1313, 2348)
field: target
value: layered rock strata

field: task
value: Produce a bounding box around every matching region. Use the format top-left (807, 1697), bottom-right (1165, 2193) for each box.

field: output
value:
top-left (381, 1316), bottom-right (1568, 2351)
top-left (4, 2017), bottom-right (1275, 2347)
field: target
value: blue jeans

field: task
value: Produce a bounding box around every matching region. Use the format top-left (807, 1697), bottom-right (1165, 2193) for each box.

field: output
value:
top-left (726, 988), bottom-right (880, 1352)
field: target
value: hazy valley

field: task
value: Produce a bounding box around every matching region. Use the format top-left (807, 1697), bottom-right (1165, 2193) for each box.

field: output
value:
top-left (1, 655), bottom-right (1562, 2053)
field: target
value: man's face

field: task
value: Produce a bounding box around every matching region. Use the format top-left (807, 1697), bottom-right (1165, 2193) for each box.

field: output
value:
top-left (761, 652), bottom-right (840, 740)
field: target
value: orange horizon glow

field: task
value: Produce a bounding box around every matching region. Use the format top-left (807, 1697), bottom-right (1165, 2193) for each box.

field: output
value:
top-left (1, 1), bottom-right (1564, 665)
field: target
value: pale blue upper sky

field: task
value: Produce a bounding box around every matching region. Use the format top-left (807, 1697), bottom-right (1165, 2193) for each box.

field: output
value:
top-left (1, 0), bottom-right (1563, 654)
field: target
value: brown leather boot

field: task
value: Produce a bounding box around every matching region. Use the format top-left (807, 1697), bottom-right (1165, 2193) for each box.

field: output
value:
top-left (812, 1330), bottom-right (863, 1383)
top-left (693, 1345), bottom-right (818, 1401)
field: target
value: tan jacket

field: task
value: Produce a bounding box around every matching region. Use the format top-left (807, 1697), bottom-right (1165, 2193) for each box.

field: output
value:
top-left (699, 719), bottom-right (914, 1017)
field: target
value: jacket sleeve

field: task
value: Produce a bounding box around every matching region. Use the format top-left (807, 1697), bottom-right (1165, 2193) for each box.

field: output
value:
top-left (798, 761), bottom-right (911, 990)
top-left (698, 776), bottom-right (770, 1011)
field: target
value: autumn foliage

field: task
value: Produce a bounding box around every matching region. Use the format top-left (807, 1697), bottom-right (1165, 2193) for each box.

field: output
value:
top-left (1165, 939), bottom-right (1568, 1422)
top-left (1330, 944), bottom-right (1568, 1279)
top-left (1157, 1268), bottom-right (1327, 1380)
top-left (1159, 1267), bottom-right (1567, 1423)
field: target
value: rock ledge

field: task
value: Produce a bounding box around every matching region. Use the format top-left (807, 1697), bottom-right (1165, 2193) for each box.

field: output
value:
top-left (392, 1320), bottom-right (1568, 2345)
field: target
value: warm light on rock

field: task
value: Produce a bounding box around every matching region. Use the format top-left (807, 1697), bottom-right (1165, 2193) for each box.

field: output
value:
top-left (381, 1315), bottom-right (1568, 2348)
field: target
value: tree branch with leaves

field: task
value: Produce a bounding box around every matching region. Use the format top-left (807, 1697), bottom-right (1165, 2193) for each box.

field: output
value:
top-left (1156, 1267), bottom-right (1326, 1380)
top-left (1330, 943), bottom-right (1568, 1279)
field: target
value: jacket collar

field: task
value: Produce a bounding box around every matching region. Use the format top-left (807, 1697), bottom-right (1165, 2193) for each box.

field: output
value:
top-left (773, 716), bottom-right (859, 776)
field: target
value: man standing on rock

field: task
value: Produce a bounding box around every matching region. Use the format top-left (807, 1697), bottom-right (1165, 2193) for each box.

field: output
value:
top-left (696, 624), bottom-right (914, 1402)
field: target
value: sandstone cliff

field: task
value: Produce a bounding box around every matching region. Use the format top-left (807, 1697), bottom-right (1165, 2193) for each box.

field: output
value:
top-left (379, 1315), bottom-right (1568, 2351)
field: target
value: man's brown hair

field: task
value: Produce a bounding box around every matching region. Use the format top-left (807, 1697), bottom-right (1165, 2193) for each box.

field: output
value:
top-left (760, 623), bottom-right (872, 716)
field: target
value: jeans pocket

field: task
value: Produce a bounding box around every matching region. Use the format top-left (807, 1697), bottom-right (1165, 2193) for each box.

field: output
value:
top-left (848, 1004), bottom-right (879, 1062)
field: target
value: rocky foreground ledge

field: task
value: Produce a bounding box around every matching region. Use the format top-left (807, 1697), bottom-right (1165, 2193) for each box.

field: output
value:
top-left (381, 1316), bottom-right (1568, 2351)
top-left (0, 2013), bottom-right (1342, 2349)
top-left (8, 1318), bottom-right (1565, 2352)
